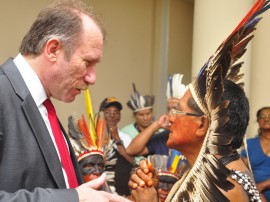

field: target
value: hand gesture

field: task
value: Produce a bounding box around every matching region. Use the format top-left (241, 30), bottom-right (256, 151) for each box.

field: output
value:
top-left (128, 160), bottom-right (159, 202)
top-left (76, 173), bottom-right (131, 202)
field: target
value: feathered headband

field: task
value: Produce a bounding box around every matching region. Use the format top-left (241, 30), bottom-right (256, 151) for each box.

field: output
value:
top-left (166, 74), bottom-right (187, 101)
top-left (127, 83), bottom-right (155, 112)
top-left (189, 0), bottom-right (270, 115)
top-left (147, 150), bottom-right (189, 180)
top-left (68, 88), bottom-right (107, 162)
top-left (169, 1), bottom-right (270, 201)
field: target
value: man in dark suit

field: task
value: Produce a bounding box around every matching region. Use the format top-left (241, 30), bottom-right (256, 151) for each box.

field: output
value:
top-left (0, 0), bottom-right (130, 202)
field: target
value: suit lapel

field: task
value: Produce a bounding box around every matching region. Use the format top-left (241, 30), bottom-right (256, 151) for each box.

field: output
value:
top-left (22, 97), bottom-right (66, 188)
top-left (60, 122), bottom-right (84, 184)
top-left (1, 58), bottom-right (66, 188)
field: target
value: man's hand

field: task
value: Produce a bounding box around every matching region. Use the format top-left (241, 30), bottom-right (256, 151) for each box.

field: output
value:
top-left (129, 160), bottom-right (159, 189)
top-left (76, 173), bottom-right (131, 202)
top-left (130, 186), bottom-right (158, 202)
top-left (128, 160), bottom-right (159, 202)
top-left (108, 125), bottom-right (120, 141)
top-left (157, 114), bottom-right (170, 130)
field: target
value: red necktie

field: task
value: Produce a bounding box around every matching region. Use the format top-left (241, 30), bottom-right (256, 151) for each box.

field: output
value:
top-left (43, 99), bottom-right (78, 188)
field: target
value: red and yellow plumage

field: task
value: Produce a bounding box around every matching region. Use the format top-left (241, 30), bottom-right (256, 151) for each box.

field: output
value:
top-left (68, 87), bottom-right (107, 160)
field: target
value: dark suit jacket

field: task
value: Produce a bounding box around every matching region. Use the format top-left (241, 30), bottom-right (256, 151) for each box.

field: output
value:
top-left (0, 58), bottom-right (84, 201)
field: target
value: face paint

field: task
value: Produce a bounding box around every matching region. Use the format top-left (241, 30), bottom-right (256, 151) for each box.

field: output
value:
top-left (157, 175), bottom-right (178, 202)
top-left (79, 154), bottom-right (104, 182)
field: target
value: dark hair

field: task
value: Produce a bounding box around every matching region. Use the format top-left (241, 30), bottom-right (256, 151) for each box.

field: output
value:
top-left (256, 106), bottom-right (270, 135)
top-left (189, 79), bottom-right (249, 150)
top-left (220, 80), bottom-right (249, 149)
top-left (19, 0), bottom-right (105, 60)
top-left (256, 106), bottom-right (270, 120)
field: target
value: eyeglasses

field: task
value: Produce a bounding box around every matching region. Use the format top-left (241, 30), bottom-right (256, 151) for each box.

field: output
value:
top-left (258, 114), bottom-right (270, 119)
top-left (170, 109), bottom-right (202, 117)
top-left (104, 111), bottom-right (120, 116)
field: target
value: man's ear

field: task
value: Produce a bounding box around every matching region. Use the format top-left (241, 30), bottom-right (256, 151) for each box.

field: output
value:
top-left (44, 38), bottom-right (62, 62)
top-left (196, 116), bottom-right (209, 137)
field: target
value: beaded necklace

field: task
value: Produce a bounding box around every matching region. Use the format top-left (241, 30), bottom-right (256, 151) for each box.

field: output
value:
top-left (219, 152), bottom-right (240, 165)
top-left (219, 153), bottom-right (261, 202)
top-left (230, 170), bottom-right (261, 202)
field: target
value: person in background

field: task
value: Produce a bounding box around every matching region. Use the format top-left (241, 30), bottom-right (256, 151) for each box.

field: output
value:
top-left (99, 97), bottom-right (135, 197)
top-left (121, 83), bottom-right (155, 139)
top-left (68, 112), bottom-right (116, 191)
top-left (128, 1), bottom-right (269, 201)
top-left (126, 74), bottom-right (186, 158)
top-left (147, 150), bottom-right (189, 202)
top-left (0, 0), bottom-right (130, 201)
top-left (67, 90), bottom-right (116, 192)
top-left (129, 80), bottom-right (260, 202)
top-left (241, 106), bottom-right (270, 202)
top-left (121, 83), bottom-right (157, 164)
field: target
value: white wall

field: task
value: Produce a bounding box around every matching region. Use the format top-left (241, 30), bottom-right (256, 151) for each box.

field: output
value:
top-left (1, 0), bottom-right (268, 136)
top-left (0, 0), bottom-right (194, 130)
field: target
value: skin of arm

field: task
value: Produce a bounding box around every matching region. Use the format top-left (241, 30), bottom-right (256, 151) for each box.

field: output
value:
top-left (129, 159), bottom-right (260, 202)
top-left (126, 115), bottom-right (169, 156)
top-left (241, 157), bottom-right (269, 201)
top-left (257, 179), bottom-right (270, 193)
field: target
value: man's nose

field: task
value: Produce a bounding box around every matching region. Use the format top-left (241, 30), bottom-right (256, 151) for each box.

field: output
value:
top-left (84, 66), bottom-right (96, 85)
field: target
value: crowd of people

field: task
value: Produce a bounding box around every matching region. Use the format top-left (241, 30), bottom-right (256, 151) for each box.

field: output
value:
top-left (0, 0), bottom-right (269, 202)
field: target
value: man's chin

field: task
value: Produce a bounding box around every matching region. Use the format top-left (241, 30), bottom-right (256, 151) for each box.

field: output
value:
top-left (166, 134), bottom-right (175, 148)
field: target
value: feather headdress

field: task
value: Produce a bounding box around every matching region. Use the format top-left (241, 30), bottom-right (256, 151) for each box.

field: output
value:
top-left (169, 1), bottom-right (270, 201)
top-left (166, 74), bottom-right (188, 101)
top-left (147, 150), bottom-right (189, 180)
top-left (127, 83), bottom-right (155, 112)
top-left (68, 88), bottom-right (111, 162)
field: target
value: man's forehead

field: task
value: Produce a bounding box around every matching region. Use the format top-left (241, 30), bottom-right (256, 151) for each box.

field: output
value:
top-left (81, 155), bottom-right (104, 164)
top-left (167, 100), bottom-right (180, 110)
top-left (136, 108), bottom-right (152, 115)
top-left (179, 89), bottom-right (192, 109)
top-left (167, 90), bottom-right (191, 108)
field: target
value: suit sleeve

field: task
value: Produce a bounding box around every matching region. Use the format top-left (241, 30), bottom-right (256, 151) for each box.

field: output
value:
top-left (0, 188), bottom-right (79, 202)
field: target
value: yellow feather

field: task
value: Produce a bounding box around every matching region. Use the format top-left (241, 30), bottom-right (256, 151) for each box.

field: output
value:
top-left (170, 155), bottom-right (180, 173)
top-left (85, 88), bottom-right (95, 128)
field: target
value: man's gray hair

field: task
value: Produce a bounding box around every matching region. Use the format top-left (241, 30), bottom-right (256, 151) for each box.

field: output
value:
top-left (19, 0), bottom-right (105, 60)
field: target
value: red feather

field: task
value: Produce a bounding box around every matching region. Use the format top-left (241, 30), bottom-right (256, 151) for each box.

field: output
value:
top-left (78, 115), bottom-right (95, 147)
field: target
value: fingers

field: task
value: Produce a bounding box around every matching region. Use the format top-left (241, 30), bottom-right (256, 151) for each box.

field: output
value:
top-left (130, 186), bottom-right (158, 202)
top-left (158, 115), bottom-right (171, 129)
top-left (151, 171), bottom-right (159, 188)
top-left (129, 160), bottom-right (157, 191)
top-left (145, 160), bottom-right (159, 188)
top-left (86, 173), bottom-right (106, 189)
top-left (128, 178), bottom-right (138, 189)
top-left (130, 170), bottom-right (146, 187)
top-left (139, 160), bottom-right (149, 173)
top-left (130, 167), bottom-right (154, 188)
top-left (146, 160), bottom-right (153, 172)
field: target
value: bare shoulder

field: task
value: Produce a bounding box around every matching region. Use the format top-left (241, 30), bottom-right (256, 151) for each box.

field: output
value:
top-left (221, 176), bottom-right (249, 202)
top-left (222, 159), bottom-right (259, 202)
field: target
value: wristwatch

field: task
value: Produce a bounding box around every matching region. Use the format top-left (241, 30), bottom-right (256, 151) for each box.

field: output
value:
top-left (115, 140), bottom-right (124, 146)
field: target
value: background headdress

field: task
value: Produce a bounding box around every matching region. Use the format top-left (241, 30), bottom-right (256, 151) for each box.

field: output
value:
top-left (147, 150), bottom-right (189, 180)
top-left (169, 1), bottom-right (270, 201)
top-left (126, 83), bottom-right (155, 112)
top-left (68, 88), bottom-right (115, 163)
top-left (166, 73), bottom-right (187, 100)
